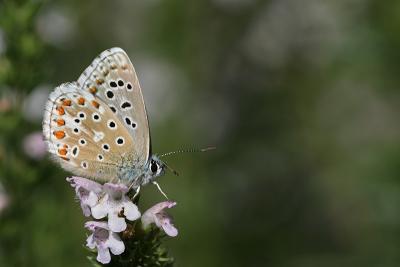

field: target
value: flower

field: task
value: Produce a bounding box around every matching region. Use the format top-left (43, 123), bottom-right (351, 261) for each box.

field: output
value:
top-left (22, 132), bottom-right (47, 160)
top-left (91, 183), bottom-right (141, 232)
top-left (0, 182), bottom-right (9, 215)
top-left (85, 221), bottom-right (125, 264)
top-left (141, 201), bottom-right (178, 237)
top-left (66, 176), bottom-right (103, 217)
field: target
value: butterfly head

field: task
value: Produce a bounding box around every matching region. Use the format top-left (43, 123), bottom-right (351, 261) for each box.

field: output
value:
top-left (142, 155), bottom-right (167, 185)
top-left (142, 146), bottom-right (215, 184)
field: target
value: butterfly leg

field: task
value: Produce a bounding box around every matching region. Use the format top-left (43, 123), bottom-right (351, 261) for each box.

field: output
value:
top-left (153, 181), bottom-right (169, 200)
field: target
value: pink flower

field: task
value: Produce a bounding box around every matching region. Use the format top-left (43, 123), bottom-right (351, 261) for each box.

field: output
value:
top-left (22, 132), bottom-right (47, 160)
top-left (91, 183), bottom-right (141, 232)
top-left (85, 221), bottom-right (125, 264)
top-left (66, 177), bottom-right (141, 231)
top-left (141, 201), bottom-right (178, 237)
top-left (0, 183), bottom-right (9, 214)
top-left (66, 177), bottom-right (102, 217)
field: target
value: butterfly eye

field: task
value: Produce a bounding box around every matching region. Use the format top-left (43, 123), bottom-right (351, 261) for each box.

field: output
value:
top-left (151, 161), bottom-right (158, 173)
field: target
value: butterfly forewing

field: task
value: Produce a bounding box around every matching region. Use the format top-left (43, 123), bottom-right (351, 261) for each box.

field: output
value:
top-left (76, 48), bottom-right (150, 166)
top-left (43, 48), bottom-right (151, 183)
top-left (43, 82), bottom-right (135, 183)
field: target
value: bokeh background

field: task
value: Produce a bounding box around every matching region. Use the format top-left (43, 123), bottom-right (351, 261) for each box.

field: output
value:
top-left (1, 0), bottom-right (400, 266)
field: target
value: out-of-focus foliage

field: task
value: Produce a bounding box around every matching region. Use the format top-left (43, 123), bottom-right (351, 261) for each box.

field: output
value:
top-left (0, 0), bottom-right (400, 266)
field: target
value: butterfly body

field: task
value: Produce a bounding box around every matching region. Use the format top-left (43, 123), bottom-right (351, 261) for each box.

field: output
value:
top-left (117, 154), bottom-right (165, 188)
top-left (43, 48), bottom-right (166, 188)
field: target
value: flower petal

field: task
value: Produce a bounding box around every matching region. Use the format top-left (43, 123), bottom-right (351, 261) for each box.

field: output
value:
top-left (142, 201), bottom-right (177, 229)
top-left (141, 213), bottom-right (154, 229)
top-left (161, 222), bottom-right (178, 237)
top-left (108, 213), bottom-right (127, 232)
top-left (106, 233), bottom-right (125, 255)
top-left (145, 201), bottom-right (176, 215)
top-left (122, 200), bottom-right (141, 221)
top-left (85, 221), bottom-right (109, 231)
top-left (86, 234), bottom-right (96, 249)
top-left (81, 203), bottom-right (91, 217)
top-left (157, 214), bottom-right (178, 237)
top-left (96, 245), bottom-right (111, 264)
top-left (86, 191), bottom-right (99, 207)
top-left (66, 176), bottom-right (102, 193)
top-left (91, 197), bottom-right (109, 219)
top-left (103, 183), bottom-right (128, 199)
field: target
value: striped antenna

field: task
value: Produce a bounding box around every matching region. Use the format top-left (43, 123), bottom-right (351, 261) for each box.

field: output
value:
top-left (159, 146), bottom-right (216, 158)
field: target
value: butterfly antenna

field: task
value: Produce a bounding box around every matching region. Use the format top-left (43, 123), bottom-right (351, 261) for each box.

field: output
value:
top-left (163, 161), bottom-right (180, 176)
top-left (160, 146), bottom-right (216, 158)
top-left (160, 146), bottom-right (215, 176)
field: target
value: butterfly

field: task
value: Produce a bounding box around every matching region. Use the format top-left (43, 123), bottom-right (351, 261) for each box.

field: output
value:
top-left (42, 48), bottom-right (170, 196)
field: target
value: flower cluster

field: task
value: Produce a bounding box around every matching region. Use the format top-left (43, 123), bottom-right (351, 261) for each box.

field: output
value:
top-left (67, 176), bottom-right (178, 264)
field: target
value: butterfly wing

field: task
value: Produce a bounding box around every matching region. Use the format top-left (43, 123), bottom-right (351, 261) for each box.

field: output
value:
top-left (76, 48), bottom-right (150, 166)
top-left (43, 82), bottom-right (135, 183)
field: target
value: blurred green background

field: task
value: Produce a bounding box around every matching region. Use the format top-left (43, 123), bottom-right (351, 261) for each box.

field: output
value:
top-left (1, 0), bottom-right (400, 266)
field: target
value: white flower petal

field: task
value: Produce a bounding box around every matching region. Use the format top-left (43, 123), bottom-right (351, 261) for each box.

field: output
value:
top-left (85, 221), bottom-right (124, 264)
top-left (66, 177), bottom-right (103, 217)
top-left (67, 176), bottom-right (102, 193)
top-left (141, 201), bottom-right (178, 236)
top-left (141, 213), bottom-right (154, 229)
top-left (108, 213), bottom-right (127, 232)
top-left (81, 203), bottom-right (91, 217)
top-left (107, 233), bottom-right (125, 255)
top-left (97, 245), bottom-right (111, 264)
top-left (154, 217), bottom-right (163, 230)
top-left (91, 199), bottom-right (109, 219)
top-left (86, 191), bottom-right (99, 207)
top-left (86, 234), bottom-right (96, 249)
top-left (122, 200), bottom-right (141, 221)
top-left (103, 183), bottom-right (128, 199)
top-left (161, 219), bottom-right (178, 237)
top-left (85, 221), bottom-right (109, 231)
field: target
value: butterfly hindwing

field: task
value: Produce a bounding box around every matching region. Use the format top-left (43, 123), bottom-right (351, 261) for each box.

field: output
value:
top-left (43, 82), bottom-right (134, 182)
top-left (76, 48), bottom-right (150, 166)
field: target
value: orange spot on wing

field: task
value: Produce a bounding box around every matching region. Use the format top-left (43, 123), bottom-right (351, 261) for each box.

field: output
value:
top-left (56, 106), bottom-right (65, 115)
top-left (62, 99), bottom-right (72, 106)
top-left (96, 79), bottom-right (104, 85)
top-left (63, 144), bottom-right (68, 149)
top-left (58, 148), bottom-right (67, 155)
top-left (53, 131), bottom-right (65, 139)
top-left (77, 97), bottom-right (85, 105)
top-left (91, 101), bottom-right (100, 109)
top-left (89, 86), bottom-right (97, 94)
top-left (56, 119), bottom-right (65, 126)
